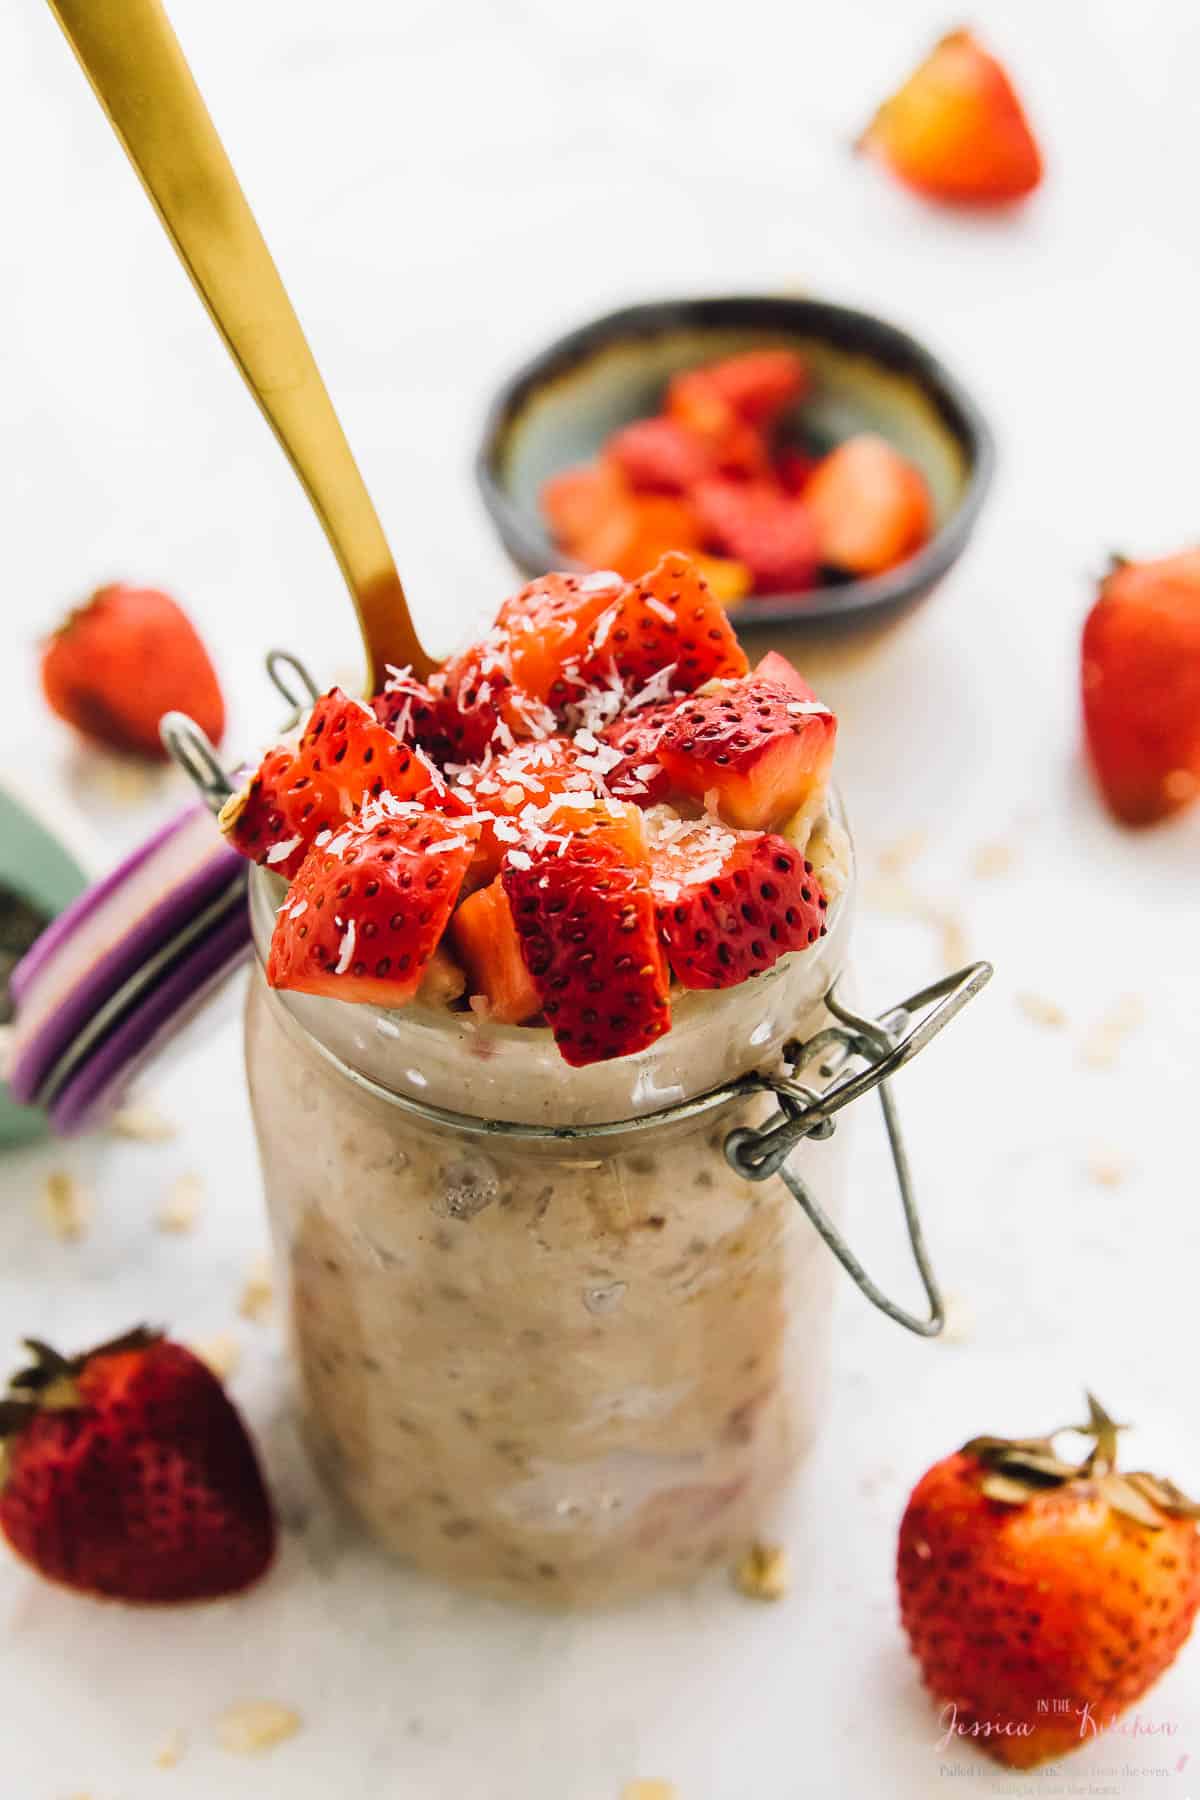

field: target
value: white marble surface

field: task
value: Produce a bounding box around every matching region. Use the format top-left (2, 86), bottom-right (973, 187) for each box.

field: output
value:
top-left (2, 1), bottom-right (1200, 1795)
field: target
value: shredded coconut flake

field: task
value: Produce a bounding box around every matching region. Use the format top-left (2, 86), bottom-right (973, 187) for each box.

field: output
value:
top-left (265, 835), bottom-right (302, 865)
top-left (506, 849), bottom-right (533, 870)
top-left (334, 920), bottom-right (357, 975)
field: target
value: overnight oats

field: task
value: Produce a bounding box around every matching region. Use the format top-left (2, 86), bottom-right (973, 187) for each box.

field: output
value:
top-left (223, 551), bottom-right (856, 1604)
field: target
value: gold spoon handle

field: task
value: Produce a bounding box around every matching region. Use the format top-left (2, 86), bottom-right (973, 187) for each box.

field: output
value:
top-left (46, 0), bottom-right (433, 688)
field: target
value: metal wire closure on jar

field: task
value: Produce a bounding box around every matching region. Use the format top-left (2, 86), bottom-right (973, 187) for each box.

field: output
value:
top-left (163, 669), bottom-right (993, 1343)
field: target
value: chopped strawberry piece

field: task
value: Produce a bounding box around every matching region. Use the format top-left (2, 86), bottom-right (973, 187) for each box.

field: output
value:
top-left (693, 479), bottom-right (820, 594)
top-left (371, 670), bottom-right (457, 760)
top-left (805, 434), bottom-right (932, 576)
top-left (649, 823), bottom-right (828, 988)
top-left (598, 700), bottom-right (680, 805)
top-left (858, 28), bottom-right (1043, 207)
top-left (776, 446), bottom-right (819, 495)
top-left (465, 736), bottom-right (599, 878)
top-left (572, 494), bottom-right (704, 584)
top-left (579, 552), bottom-right (749, 694)
top-left (220, 688), bottom-right (441, 878)
top-left (501, 828), bottom-right (670, 1067)
top-left (542, 461), bottom-right (630, 550)
top-left (267, 808), bottom-right (477, 1007)
top-left (703, 349), bottom-right (809, 427)
top-left (753, 650), bottom-right (819, 700)
top-left (665, 371), bottom-right (773, 480)
top-left (1082, 550), bottom-right (1200, 826)
top-left (605, 417), bottom-right (716, 495)
top-left (451, 878), bottom-right (540, 1024)
top-left (656, 674), bottom-right (837, 830)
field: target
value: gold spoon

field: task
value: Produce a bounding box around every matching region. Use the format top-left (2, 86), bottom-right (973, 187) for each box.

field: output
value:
top-left (45, 0), bottom-right (434, 689)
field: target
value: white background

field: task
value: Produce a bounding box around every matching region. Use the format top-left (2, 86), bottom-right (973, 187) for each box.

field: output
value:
top-left (2, 1), bottom-right (1199, 1796)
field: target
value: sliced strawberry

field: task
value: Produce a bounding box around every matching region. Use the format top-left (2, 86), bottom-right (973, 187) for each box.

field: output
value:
top-left (542, 461), bottom-right (630, 550)
top-left (220, 688), bottom-right (440, 879)
top-left (501, 827), bottom-right (670, 1067)
top-left (656, 674), bottom-right (837, 830)
top-left (703, 349), bottom-right (809, 428)
top-left (572, 495), bottom-right (704, 584)
top-left (1082, 550), bottom-right (1200, 825)
top-left (598, 700), bottom-right (680, 805)
top-left (805, 434), bottom-right (932, 576)
top-left (693, 479), bottom-right (820, 594)
top-left (579, 552), bottom-right (749, 694)
top-left (665, 371), bottom-right (773, 480)
top-left (450, 878), bottom-right (541, 1024)
top-left (605, 418), bottom-right (715, 495)
top-left (754, 650), bottom-right (819, 700)
top-left (267, 808), bottom-right (477, 1006)
top-left (649, 823), bottom-right (828, 989)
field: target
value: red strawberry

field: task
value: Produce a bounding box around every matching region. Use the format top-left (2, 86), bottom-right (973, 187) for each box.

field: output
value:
top-left (450, 877), bottom-right (540, 1024)
top-left (41, 583), bottom-right (225, 760)
top-left (579, 552), bottom-right (749, 694)
top-left (598, 699), bottom-right (680, 805)
top-left (806, 434), bottom-right (932, 576)
top-left (465, 736), bottom-right (599, 879)
top-left (606, 418), bottom-right (715, 495)
top-left (775, 446), bottom-right (819, 495)
top-left (655, 673), bottom-right (837, 830)
top-left (703, 349), bottom-right (809, 428)
top-left (371, 669), bottom-right (457, 761)
top-left (858, 29), bottom-right (1043, 207)
top-left (1081, 550), bottom-right (1200, 826)
top-left (693, 479), bottom-right (820, 593)
top-left (898, 1395), bottom-right (1200, 1769)
top-left (267, 807), bottom-right (477, 1006)
top-left (666, 371), bottom-right (773, 479)
top-left (542, 460), bottom-right (631, 551)
top-left (649, 823), bottom-right (828, 988)
top-left (753, 649), bottom-right (819, 700)
top-left (220, 688), bottom-right (440, 879)
top-left (0, 1328), bottom-right (274, 1603)
top-left (571, 494), bottom-right (705, 584)
top-left (500, 819), bottom-right (671, 1066)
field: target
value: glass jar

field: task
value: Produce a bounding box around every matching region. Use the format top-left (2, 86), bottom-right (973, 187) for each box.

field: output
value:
top-left (245, 833), bottom-right (857, 1607)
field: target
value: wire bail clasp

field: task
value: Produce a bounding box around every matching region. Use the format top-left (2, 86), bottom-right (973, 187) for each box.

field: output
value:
top-left (724, 961), bottom-right (992, 1338)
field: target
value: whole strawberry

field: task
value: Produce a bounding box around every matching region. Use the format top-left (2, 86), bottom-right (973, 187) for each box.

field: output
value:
top-left (41, 583), bottom-right (225, 759)
top-left (1082, 549), bottom-right (1200, 826)
top-left (898, 1395), bottom-right (1200, 1768)
top-left (0, 1328), bottom-right (275, 1603)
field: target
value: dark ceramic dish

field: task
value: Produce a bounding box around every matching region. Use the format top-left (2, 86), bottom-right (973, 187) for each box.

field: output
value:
top-left (476, 294), bottom-right (995, 628)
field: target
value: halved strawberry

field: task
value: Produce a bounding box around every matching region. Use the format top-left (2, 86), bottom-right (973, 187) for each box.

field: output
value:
top-left (450, 878), bottom-right (540, 1024)
top-left (805, 434), bottom-right (932, 576)
top-left (605, 418), bottom-right (715, 495)
top-left (266, 807), bottom-right (477, 1006)
top-left (500, 825), bottom-right (670, 1067)
top-left (649, 822), bottom-right (828, 988)
top-left (693, 479), bottom-right (820, 594)
top-left (703, 349), bottom-right (809, 428)
top-left (656, 674), bottom-right (837, 830)
top-left (220, 688), bottom-right (441, 879)
top-left (579, 552), bottom-right (749, 694)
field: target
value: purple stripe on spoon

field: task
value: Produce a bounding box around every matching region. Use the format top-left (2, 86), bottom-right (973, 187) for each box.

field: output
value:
top-left (48, 900), bottom-right (252, 1135)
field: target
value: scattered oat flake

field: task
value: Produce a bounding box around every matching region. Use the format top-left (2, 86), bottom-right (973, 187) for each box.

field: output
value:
top-left (239, 1254), bottom-right (274, 1321)
top-left (1015, 991), bottom-right (1066, 1029)
top-left (155, 1727), bottom-right (186, 1769)
top-left (190, 1331), bottom-right (241, 1380)
top-left (41, 1170), bottom-right (90, 1241)
top-left (971, 840), bottom-right (1017, 879)
top-left (1080, 995), bottom-right (1145, 1070)
top-left (159, 1172), bottom-right (204, 1233)
top-left (214, 1699), bottom-right (301, 1757)
top-left (733, 1540), bottom-right (791, 1601)
top-left (109, 1098), bottom-right (177, 1142)
top-left (877, 829), bottom-right (927, 875)
top-left (621, 1784), bottom-right (678, 1800)
top-left (1085, 1149), bottom-right (1129, 1188)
